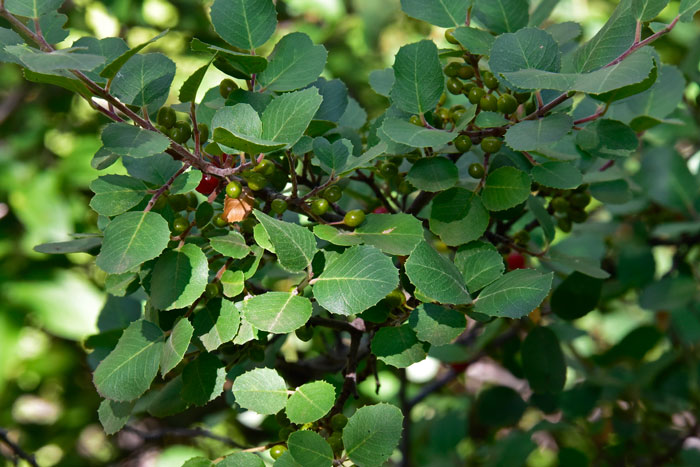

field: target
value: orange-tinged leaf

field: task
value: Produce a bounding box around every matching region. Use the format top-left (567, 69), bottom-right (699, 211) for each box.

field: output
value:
top-left (224, 188), bottom-right (254, 222)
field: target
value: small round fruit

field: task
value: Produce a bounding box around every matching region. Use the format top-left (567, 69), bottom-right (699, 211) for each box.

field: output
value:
top-left (344, 209), bottom-right (365, 227)
top-left (254, 159), bottom-right (276, 176)
top-left (446, 77), bottom-right (463, 95)
top-left (295, 325), bottom-right (314, 342)
top-left (524, 100), bottom-right (536, 115)
top-left (439, 93), bottom-right (447, 106)
top-left (462, 82), bottom-right (476, 94)
top-left (409, 115), bottom-right (422, 126)
top-left (514, 91), bottom-right (531, 103)
top-left (468, 163), bottom-right (485, 179)
top-left (452, 108), bottom-right (466, 121)
top-left (170, 121), bottom-right (192, 144)
top-left (156, 106), bottom-right (176, 128)
top-left (311, 198), bottom-right (329, 216)
top-left (380, 162), bottom-right (398, 178)
top-left (205, 282), bottom-right (221, 298)
top-left (513, 230), bottom-right (530, 245)
top-left (497, 94), bottom-right (519, 114)
top-left (468, 87), bottom-right (486, 105)
top-left (570, 192), bottom-right (591, 209)
top-left (551, 197), bottom-right (569, 213)
top-left (506, 252), bottom-right (526, 270)
top-left (458, 65), bottom-right (475, 79)
top-left (480, 136), bottom-right (503, 153)
top-left (270, 445), bottom-right (288, 460)
top-left (271, 198), bottom-right (288, 214)
top-left (196, 174), bottom-right (219, 195)
top-left (398, 180), bottom-right (414, 195)
top-left (153, 194), bottom-right (168, 210)
top-left (246, 173), bottom-right (267, 191)
top-left (373, 206), bottom-right (389, 214)
top-left (327, 432), bottom-right (343, 454)
top-left (445, 28), bottom-right (458, 44)
top-left (479, 93), bottom-right (498, 111)
top-left (569, 209), bottom-right (588, 223)
top-left (169, 193), bottom-right (189, 212)
top-left (454, 135), bottom-right (473, 153)
top-left (482, 72), bottom-right (499, 90)
top-left (197, 123), bottom-right (209, 141)
top-left (436, 107), bottom-right (451, 121)
top-left (219, 78), bottom-right (238, 99)
top-left (557, 217), bottom-right (572, 233)
top-left (172, 217), bottom-right (188, 233)
top-left (384, 289), bottom-right (406, 308)
top-left (323, 185), bottom-right (342, 203)
top-left (226, 180), bottom-right (242, 199)
top-left (444, 62), bottom-right (461, 77)
top-left (213, 214), bottom-right (229, 227)
top-left (330, 413), bottom-right (348, 431)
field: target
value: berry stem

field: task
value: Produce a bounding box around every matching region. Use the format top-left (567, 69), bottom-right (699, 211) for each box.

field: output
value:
top-left (144, 163), bottom-right (191, 212)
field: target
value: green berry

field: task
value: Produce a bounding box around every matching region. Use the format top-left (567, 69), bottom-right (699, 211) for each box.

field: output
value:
top-left (468, 163), bottom-right (485, 179)
top-left (270, 198), bottom-right (287, 214)
top-left (323, 185), bottom-right (343, 203)
top-left (327, 432), bottom-right (343, 454)
top-left (479, 93), bottom-right (498, 111)
top-left (445, 28), bottom-right (459, 44)
top-left (468, 87), bottom-right (486, 105)
top-left (330, 413), bottom-right (348, 431)
top-left (454, 135), bottom-right (472, 153)
top-left (409, 115), bottom-right (422, 126)
top-left (246, 172), bottom-right (267, 191)
top-left (213, 214), bottom-right (229, 227)
top-left (462, 82), bottom-right (476, 94)
top-left (205, 282), bottom-right (221, 298)
top-left (170, 121), bottom-right (191, 144)
top-left (497, 94), bottom-right (519, 114)
top-left (482, 72), bottom-right (499, 90)
top-left (398, 180), bottom-right (414, 195)
top-left (551, 197), bottom-right (569, 213)
top-left (384, 289), bottom-right (406, 308)
top-left (172, 217), bottom-right (188, 233)
top-left (446, 77), bottom-right (463, 95)
top-left (168, 194), bottom-right (189, 212)
top-left (569, 209), bottom-right (588, 223)
top-left (197, 123), bottom-right (209, 141)
top-left (439, 93), bottom-right (447, 106)
top-left (153, 194), bottom-right (168, 210)
top-left (480, 136), bottom-right (502, 153)
top-left (458, 65), bottom-right (475, 79)
top-left (513, 230), bottom-right (530, 245)
top-left (524, 100), bottom-right (536, 115)
top-left (270, 445), bottom-right (288, 460)
top-left (452, 107), bottom-right (466, 121)
top-left (344, 209), bottom-right (365, 227)
top-left (444, 62), bottom-right (461, 77)
top-left (514, 92), bottom-right (531, 103)
top-left (219, 78), bottom-right (238, 99)
top-left (436, 107), bottom-right (451, 121)
top-left (226, 181), bottom-right (242, 199)
top-left (570, 192), bottom-right (591, 208)
top-left (557, 217), bottom-right (572, 233)
top-left (311, 198), bottom-right (329, 216)
top-left (295, 325), bottom-right (314, 342)
top-left (380, 162), bottom-right (399, 178)
top-left (156, 106), bottom-right (176, 128)
top-left (254, 159), bottom-right (276, 176)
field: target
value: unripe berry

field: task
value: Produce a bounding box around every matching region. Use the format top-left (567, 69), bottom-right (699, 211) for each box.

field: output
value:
top-left (226, 181), bottom-right (242, 199)
top-left (311, 198), bottom-right (329, 216)
top-left (344, 209), bottom-right (365, 227)
top-left (445, 28), bottom-right (459, 44)
top-left (156, 106), bottom-right (176, 128)
top-left (497, 94), bottom-right (519, 114)
top-left (479, 93), bottom-right (498, 112)
top-left (454, 135), bottom-right (472, 153)
top-left (269, 445), bottom-right (287, 460)
top-left (468, 163), bottom-right (485, 179)
top-left (480, 136), bottom-right (502, 153)
top-left (468, 87), bottom-right (486, 105)
top-left (322, 185), bottom-right (342, 203)
top-left (219, 78), bottom-right (238, 99)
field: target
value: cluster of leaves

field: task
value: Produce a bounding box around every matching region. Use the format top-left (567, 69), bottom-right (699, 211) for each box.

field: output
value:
top-left (2, 0), bottom-right (700, 465)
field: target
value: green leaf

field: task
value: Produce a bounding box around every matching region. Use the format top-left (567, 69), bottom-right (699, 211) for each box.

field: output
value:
top-left (639, 275), bottom-right (698, 310)
top-left (381, 118), bottom-right (456, 148)
top-left (71, 37), bottom-right (128, 84)
top-left (221, 270), bottom-right (245, 298)
top-left (454, 242), bottom-right (505, 292)
top-left (312, 77), bottom-right (349, 122)
top-left (150, 244), bottom-right (209, 310)
top-left (146, 375), bottom-right (189, 417)
top-left (399, 0), bottom-right (468, 27)
top-left (182, 458), bottom-right (213, 467)
top-left (340, 143), bottom-right (388, 175)
top-left (100, 29), bottom-right (169, 79)
top-left (210, 0), bottom-right (277, 50)
top-left (193, 299), bottom-right (240, 352)
top-left (474, 269), bottom-right (553, 319)
top-left (406, 157), bottom-right (458, 192)
top-left (343, 404), bottom-right (403, 467)
top-left (632, 0), bottom-right (669, 21)
top-left (576, 119), bottom-right (638, 159)
top-left (111, 53), bottom-right (175, 112)
top-left (481, 167), bottom-right (531, 211)
top-left (243, 292), bottom-right (312, 334)
top-left (212, 103), bottom-right (285, 154)
top-left (531, 161), bottom-right (583, 189)
top-left (551, 272), bottom-right (602, 320)
top-left (209, 232), bottom-right (250, 259)
top-left (313, 224), bottom-right (362, 247)
top-left (89, 175), bottom-right (147, 217)
top-left (527, 196), bottom-right (555, 242)
top-left (473, 0), bottom-right (529, 34)
top-left (312, 137), bottom-right (351, 174)
top-left (34, 237), bottom-right (102, 255)
top-left (530, 0), bottom-right (561, 26)
top-left (372, 325), bottom-right (428, 368)
top-left (257, 32), bottom-right (327, 92)
top-left (5, 45), bottom-right (105, 73)
top-left (160, 317), bottom-right (194, 376)
top-left (679, 0), bottom-right (700, 21)
top-left (408, 303), bottom-right (467, 346)
top-left (390, 40), bottom-right (444, 115)
top-left (181, 352), bottom-right (227, 406)
top-left (101, 123), bottom-right (171, 159)
top-left (405, 241), bottom-right (470, 305)
top-left (191, 38), bottom-right (269, 77)
top-left (179, 59), bottom-right (212, 103)
top-left (504, 114), bottom-right (573, 151)
top-left (452, 27), bottom-right (495, 56)
top-left (0, 27), bottom-right (24, 64)
top-left (285, 381), bottom-right (335, 424)
top-left (98, 399), bottom-right (134, 435)
top-left (489, 28), bottom-right (561, 78)
top-left (522, 327), bottom-right (566, 394)
top-left (355, 213), bottom-right (424, 256)
top-left (93, 319), bottom-right (164, 401)
top-left (261, 88), bottom-right (324, 145)
top-left (369, 68), bottom-right (394, 97)
top-left (429, 188), bottom-right (489, 246)
top-left (313, 245), bottom-right (398, 316)
top-left (475, 386), bottom-right (526, 427)
top-left (573, 1), bottom-right (635, 72)
top-left (232, 368), bottom-right (288, 415)
top-left (253, 210), bottom-right (316, 271)
top-left (96, 211), bottom-right (170, 274)
top-left (288, 431), bottom-right (334, 467)
top-left (219, 452), bottom-right (265, 467)
top-left (339, 97), bottom-right (367, 129)
top-left (170, 170), bottom-right (202, 195)
top-left (5, 0), bottom-right (63, 17)
top-left (637, 147), bottom-right (699, 214)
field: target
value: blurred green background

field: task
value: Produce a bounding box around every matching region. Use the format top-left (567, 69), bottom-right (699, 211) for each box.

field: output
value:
top-left (1, 0), bottom-right (699, 465)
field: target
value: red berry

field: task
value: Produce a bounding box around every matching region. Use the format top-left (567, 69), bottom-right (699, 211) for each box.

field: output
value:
top-left (506, 252), bottom-right (526, 270)
top-left (196, 174), bottom-right (219, 195)
top-left (450, 362), bottom-right (470, 373)
top-left (373, 206), bottom-right (389, 214)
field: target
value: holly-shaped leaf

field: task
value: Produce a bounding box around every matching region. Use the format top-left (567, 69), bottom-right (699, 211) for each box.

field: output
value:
top-left (530, 161), bottom-right (583, 189)
top-left (111, 53), bottom-right (175, 113)
top-left (504, 114), bottom-right (573, 151)
top-left (209, 231), bottom-right (250, 259)
top-left (98, 399), bottom-right (134, 435)
top-left (381, 118), bottom-right (456, 148)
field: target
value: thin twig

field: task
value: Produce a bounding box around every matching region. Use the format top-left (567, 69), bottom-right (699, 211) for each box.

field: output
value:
top-left (144, 163), bottom-right (190, 212)
top-left (0, 428), bottom-right (39, 467)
